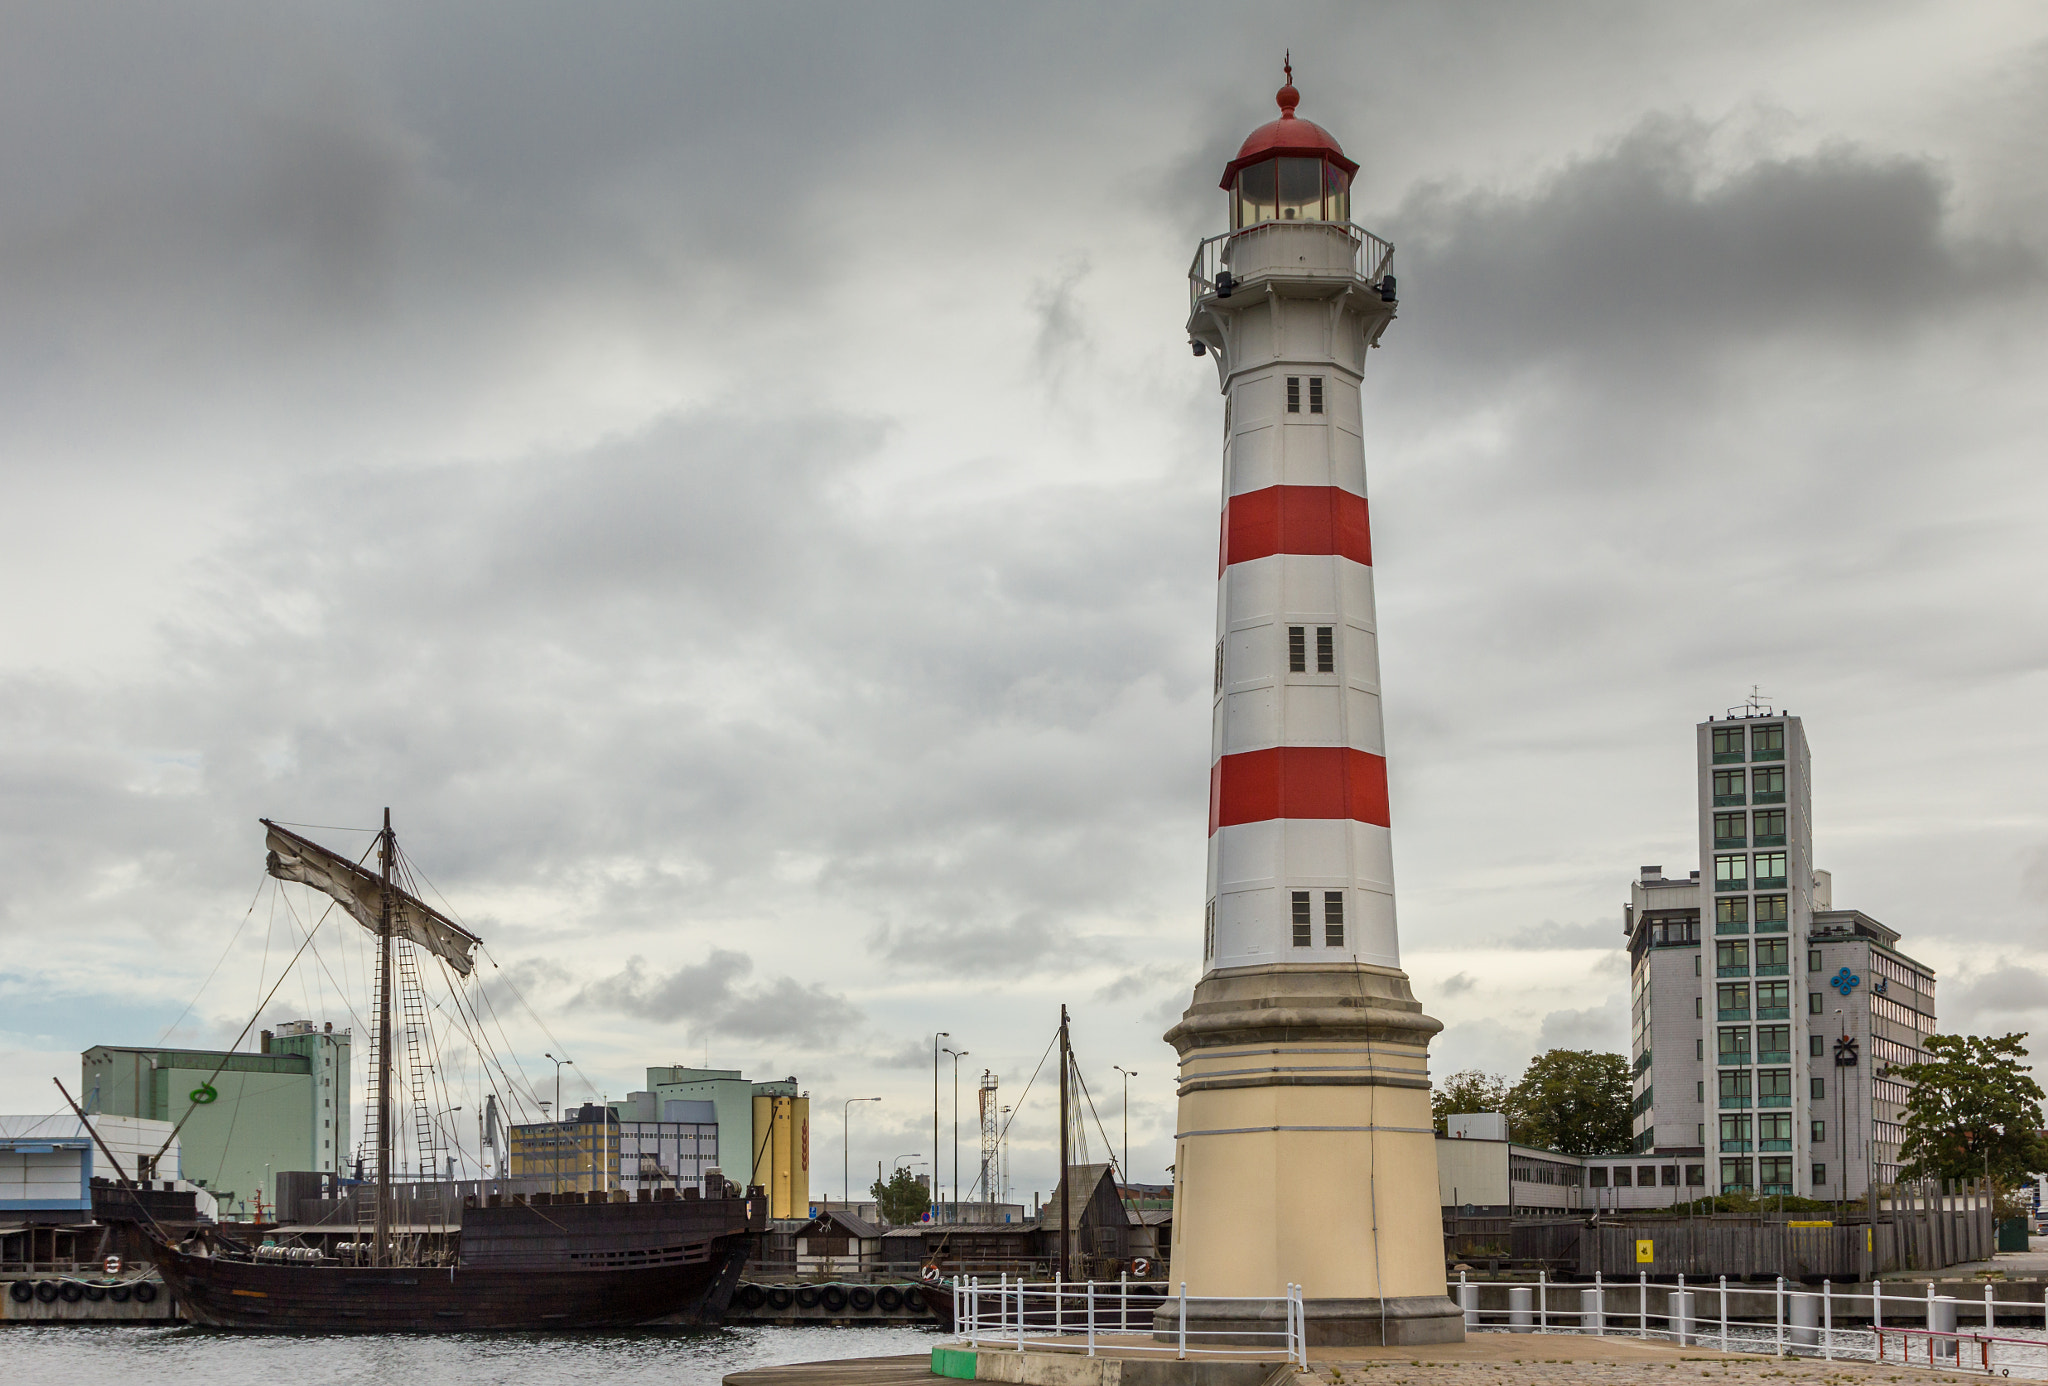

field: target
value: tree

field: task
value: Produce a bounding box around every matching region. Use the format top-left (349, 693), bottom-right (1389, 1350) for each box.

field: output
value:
top-left (1432, 1069), bottom-right (1513, 1135)
top-left (1895, 1033), bottom-right (2048, 1188)
top-left (1508, 1049), bottom-right (1633, 1156)
top-left (869, 1166), bottom-right (930, 1226)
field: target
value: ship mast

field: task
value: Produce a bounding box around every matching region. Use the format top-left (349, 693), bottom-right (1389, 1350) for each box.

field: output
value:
top-left (374, 806), bottom-right (394, 1266)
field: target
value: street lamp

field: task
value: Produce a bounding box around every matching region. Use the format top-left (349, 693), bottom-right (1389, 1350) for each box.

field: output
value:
top-left (844, 1097), bottom-right (881, 1204)
top-left (545, 1053), bottom-right (573, 1195)
top-left (931, 1032), bottom-right (949, 1220)
top-left (1113, 1066), bottom-right (1136, 1188)
top-left (943, 1046), bottom-right (967, 1219)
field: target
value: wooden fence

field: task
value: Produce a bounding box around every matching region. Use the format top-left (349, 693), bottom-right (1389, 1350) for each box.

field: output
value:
top-left (1449, 1179), bottom-right (1995, 1280)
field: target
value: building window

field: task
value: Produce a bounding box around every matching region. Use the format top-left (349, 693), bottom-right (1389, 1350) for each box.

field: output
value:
top-left (1716, 982), bottom-right (1750, 1020)
top-left (1695, 996), bottom-right (1702, 1018)
top-left (1712, 769), bottom-right (1745, 805)
top-left (1808, 991), bottom-right (1823, 1014)
top-left (1714, 855), bottom-right (1748, 893)
top-left (1759, 1156), bottom-right (1793, 1194)
top-left (1721, 1157), bottom-right (1753, 1193)
top-left (1315, 626), bottom-right (1334, 673)
top-left (1719, 1070), bottom-right (1751, 1108)
top-left (1696, 1037), bottom-right (1704, 1059)
top-left (1687, 1164), bottom-right (1706, 1187)
top-left (1812, 1163), bottom-right (1827, 1187)
top-left (1324, 891), bottom-right (1344, 947)
top-left (1751, 723), bottom-right (1785, 761)
top-left (1719, 1026), bottom-right (1751, 1064)
top-left (1758, 1112), bottom-right (1792, 1150)
top-left (1757, 1070), bottom-right (1793, 1107)
top-left (1612, 1167), bottom-right (1632, 1187)
top-left (1811, 1076), bottom-right (1825, 1101)
top-left (1810, 1033), bottom-right (1824, 1058)
top-left (1717, 940), bottom-right (1749, 976)
top-left (1291, 892), bottom-right (1311, 947)
top-left (1756, 980), bottom-right (1790, 1017)
top-left (1696, 1080), bottom-right (1704, 1101)
top-left (1308, 377), bottom-right (1324, 414)
top-left (1811, 1119), bottom-right (1826, 1143)
top-left (1753, 808), bottom-right (1787, 846)
top-left (1286, 377), bottom-right (1301, 413)
top-left (1753, 765), bottom-right (1787, 803)
top-left (1716, 897), bottom-right (1749, 934)
top-left (1204, 900), bottom-right (1216, 959)
top-left (1588, 1166), bottom-right (1608, 1187)
top-left (1753, 851), bottom-right (1788, 889)
top-left (1808, 948), bottom-right (1823, 972)
top-left (1758, 1024), bottom-right (1791, 1064)
top-left (1713, 812), bottom-right (1747, 848)
top-left (1755, 895), bottom-right (1789, 933)
top-left (1755, 938), bottom-right (1789, 975)
top-left (1214, 643), bottom-right (1224, 693)
top-left (1720, 1114), bottom-right (1752, 1152)
top-left (1712, 726), bottom-right (1746, 764)
top-left (1288, 626), bottom-right (1306, 673)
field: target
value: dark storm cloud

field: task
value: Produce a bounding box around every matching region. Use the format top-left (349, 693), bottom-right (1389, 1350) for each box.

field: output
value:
top-left (1389, 116), bottom-right (2041, 395)
top-left (575, 948), bottom-right (863, 1046)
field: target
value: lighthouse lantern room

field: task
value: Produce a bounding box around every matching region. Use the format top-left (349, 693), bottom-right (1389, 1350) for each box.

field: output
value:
top-left (1164, 64), bottom-right (1462, 1346)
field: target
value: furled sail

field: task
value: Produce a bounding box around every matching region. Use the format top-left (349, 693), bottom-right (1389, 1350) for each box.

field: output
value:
top-left (262, 819), bottom-right (481, 976)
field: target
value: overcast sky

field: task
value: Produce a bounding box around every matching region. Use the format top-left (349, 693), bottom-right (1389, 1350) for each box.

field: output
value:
top-left (3, 2), bottom-right (2046, 1203)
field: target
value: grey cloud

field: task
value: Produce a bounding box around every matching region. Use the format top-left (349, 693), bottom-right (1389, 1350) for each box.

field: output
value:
top-left (1495, 920), bottom-right (1624, 951)
top-left (1536, 995), bottom-right (1627, 1054)
top-left (1391, 116), bottom-right (2040, 392)
top-left (1440, 972), bottom-right (1477, 996)
top-left (575, 948), bottom-right (863, 1047)
top-left (1951, 967), bottom-right (2048, 1017)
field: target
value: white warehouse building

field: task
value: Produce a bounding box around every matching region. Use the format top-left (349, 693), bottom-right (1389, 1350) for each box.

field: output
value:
top-left (1625, 704), bottom-right (1938, 1200)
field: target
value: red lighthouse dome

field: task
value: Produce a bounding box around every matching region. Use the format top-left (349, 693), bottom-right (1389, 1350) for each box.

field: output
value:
top-left (1219, 59), bottom-right (1358, 228)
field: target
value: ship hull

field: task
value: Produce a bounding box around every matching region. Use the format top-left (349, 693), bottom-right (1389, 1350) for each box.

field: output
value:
top-left (150, 1235), bottom-right (750, 1331)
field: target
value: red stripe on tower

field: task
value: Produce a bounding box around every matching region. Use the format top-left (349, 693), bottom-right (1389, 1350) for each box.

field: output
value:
top-left (1218, 485), bottom-right (1372, 574)
top-left (1207, 746), bottom-right (1391, 834)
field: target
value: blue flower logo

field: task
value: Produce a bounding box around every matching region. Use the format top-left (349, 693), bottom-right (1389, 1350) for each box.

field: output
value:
top-left (1830, 967), bottom-right (1861, 996)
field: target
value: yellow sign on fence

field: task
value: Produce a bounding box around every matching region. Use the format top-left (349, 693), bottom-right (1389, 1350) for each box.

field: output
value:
top-left (1787, 1220), bottom-right (1834, 1228)
top-left (1635, 1239), bottom-right (1654, 1263)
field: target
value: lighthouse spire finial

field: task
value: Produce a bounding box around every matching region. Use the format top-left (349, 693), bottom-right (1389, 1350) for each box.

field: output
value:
top-left (1277, 52), bottom-right (1299, 119)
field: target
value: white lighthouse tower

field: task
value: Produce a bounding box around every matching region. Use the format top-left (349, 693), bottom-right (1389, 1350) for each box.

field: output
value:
top-left (1167, 65), bottom-right (1462, 1345)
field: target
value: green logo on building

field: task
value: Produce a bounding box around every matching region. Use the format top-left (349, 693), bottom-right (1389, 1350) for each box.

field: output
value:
top-left (189, 1082), bottom-right (218, 1105)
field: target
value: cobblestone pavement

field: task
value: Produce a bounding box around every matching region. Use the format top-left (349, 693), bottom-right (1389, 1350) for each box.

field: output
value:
top-left (1305, 1336), bottom-right (1989, 1386)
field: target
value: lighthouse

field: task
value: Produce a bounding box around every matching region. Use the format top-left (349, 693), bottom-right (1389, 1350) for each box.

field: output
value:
top-left (1166, 66), bottom-right (1462, 1345)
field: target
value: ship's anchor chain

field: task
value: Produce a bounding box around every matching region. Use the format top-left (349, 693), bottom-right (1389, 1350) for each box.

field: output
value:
top-left (188, 1081), bottom-right (218, 1105)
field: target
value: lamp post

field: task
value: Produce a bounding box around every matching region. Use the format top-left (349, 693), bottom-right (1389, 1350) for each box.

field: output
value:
top-left (844, 1097), bottom-right (881, 1204)
top-left (943, 1046), bottom-right (967, 1219)
top-left (545, 1053), bottom-right (573, 1194)
top-left (1112, 1065), bottom-right (1136, 1187)
top-left (931, 1032), bottom-right (949, 1219)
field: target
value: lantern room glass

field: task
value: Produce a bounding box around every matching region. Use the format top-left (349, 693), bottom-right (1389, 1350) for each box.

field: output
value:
top-left (1233, 156), bottom-right (1351, 228)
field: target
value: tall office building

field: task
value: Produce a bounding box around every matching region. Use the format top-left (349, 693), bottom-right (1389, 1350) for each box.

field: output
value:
top-left (1625, 704), bottom-right (1937, 1199)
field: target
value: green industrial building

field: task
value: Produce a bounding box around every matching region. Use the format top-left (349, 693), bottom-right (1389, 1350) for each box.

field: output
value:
top-left (82, 1020), bottom-right (350, 1219)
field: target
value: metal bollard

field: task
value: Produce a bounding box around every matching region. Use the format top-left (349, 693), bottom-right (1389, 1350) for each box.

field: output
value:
top-left (1508, 1285), bottom-right (1534, 1333)
top-left (1458, 1279), bottom-right (1479, 1329)
top-left (1789, 1288), bottom-right (1820, 1348)
top-left (1086, 1279), bottom-right (1095, 1356)
top-left (1929, 1289), bottom-right (1958, 1360)
top-left (1581, 1285), bottom-right (1605, 1335)
top-left (1672, 1288), bottom-right (1696, 1347)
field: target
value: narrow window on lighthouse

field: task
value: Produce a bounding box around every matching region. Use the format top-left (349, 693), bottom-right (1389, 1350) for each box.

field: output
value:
top-left (1309, 377), bottom-right (1324, 414)
top-left (1324, 892), bottom-right (1345, 947)
top-left (1214, 643), bottom-right (1224, 693)
top-left (1287, 626), bottom-right (1307, 672)
top-left (1291, 892), bottom-right (1312, 947)
top-left (1285, 377), bottom-right (1301, 413)
top-left (1315, 627), bottom-right (1334, 673)
top-left (1204, 901), bottom-right (1216, 960)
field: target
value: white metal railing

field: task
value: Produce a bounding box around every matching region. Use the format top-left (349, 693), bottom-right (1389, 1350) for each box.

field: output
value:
top-left (1187, 223), bottom-right (1395, 312)
top-left (952, 1273), bottom-right (1307, 1368)
top-left (1457, 1269), bottom-right (2048, 1375)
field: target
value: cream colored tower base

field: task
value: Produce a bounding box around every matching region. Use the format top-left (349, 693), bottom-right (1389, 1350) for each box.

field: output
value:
top-left (1161, 963), bottom-right (1463, 1346)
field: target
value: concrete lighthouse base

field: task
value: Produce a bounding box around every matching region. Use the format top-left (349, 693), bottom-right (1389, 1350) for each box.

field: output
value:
top-left (1161, 963), bottom-right (1465, 1347)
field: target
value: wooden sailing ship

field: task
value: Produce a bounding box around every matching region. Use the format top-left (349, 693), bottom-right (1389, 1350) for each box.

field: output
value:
top-left (99, 814), bottom-right (766, 1330)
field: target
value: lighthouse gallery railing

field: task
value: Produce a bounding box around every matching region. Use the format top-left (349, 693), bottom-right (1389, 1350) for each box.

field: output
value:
top-left (1188, 222), bottom-right (1395, 312)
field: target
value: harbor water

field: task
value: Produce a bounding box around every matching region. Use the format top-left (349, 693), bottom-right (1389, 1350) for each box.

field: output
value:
top-left (0, 1322), bottom-right (942, 1386)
